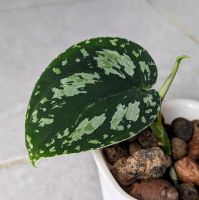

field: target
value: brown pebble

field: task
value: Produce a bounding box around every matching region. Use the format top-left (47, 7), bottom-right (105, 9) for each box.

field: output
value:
top-left (126, 136), bottom-right (137, 143)
top-left (172, 118), bottom-right (193, 142)
top-left (112, 157), bottom-right (135, 186)
top-left (127, 147), bottom-right (172, 180)
top-left (175, 156), bottom-right (199, 186)
top-left (103, 144), bottom-right (128, 164)
top-left (137, 128), bottom-right (159, 148)
top-left (178, 183), bottom-right (199, 200)
top-left (171, 137), bottom-right (187, 160)
top-left (129, 179), bottom-right (179, 200)
top-left (129, 142), bottom-right (142, 156)
top-left (189, 120), bottom-right (199, 160)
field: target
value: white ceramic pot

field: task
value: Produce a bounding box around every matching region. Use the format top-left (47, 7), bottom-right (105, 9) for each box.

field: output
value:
top-left (92, 99), bottom-right (199, 200)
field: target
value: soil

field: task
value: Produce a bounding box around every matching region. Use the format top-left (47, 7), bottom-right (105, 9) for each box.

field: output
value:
top-left (103, 117), bottom-right (199, 200)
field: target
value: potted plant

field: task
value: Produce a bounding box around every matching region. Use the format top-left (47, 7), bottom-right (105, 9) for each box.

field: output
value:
top-left (25, 37), bottom-right (199, 200)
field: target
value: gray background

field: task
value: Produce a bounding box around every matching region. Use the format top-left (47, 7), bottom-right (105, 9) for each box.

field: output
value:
top-left (0, 0), bottom-right (199, 199)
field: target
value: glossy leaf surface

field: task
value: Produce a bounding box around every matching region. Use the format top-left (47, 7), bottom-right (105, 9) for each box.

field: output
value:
top-left (25, 37), bottom-right (161, 165)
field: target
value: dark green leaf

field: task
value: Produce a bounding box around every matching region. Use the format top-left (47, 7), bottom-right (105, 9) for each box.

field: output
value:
top-left (25, 37), bottom-right (161, 165)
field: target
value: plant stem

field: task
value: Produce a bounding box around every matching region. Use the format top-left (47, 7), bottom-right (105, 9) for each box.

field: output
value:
top-left (169, 166), bottom-right (179, 187)
top-left (150, 113), bottom-right (171, 155)
top-left (151, 55), bottom-right (190, 155)
top-left (159, 55), bottom-right (190, 101)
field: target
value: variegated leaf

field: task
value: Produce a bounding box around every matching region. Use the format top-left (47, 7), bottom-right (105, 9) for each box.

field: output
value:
top-left (25, 37), bottom-right (161, 165)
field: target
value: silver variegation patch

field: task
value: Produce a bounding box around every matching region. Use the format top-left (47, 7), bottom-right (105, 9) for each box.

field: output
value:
top-left (52, 72), bottom-right (100, 99)
top-left (94, 49), bottom-right (136, 79)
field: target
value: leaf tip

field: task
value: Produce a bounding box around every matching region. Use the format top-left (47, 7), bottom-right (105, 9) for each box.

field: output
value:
top-left (28, 153), bottom-right (38, 167)
top-left (176, 55), bottom-right (191, 62)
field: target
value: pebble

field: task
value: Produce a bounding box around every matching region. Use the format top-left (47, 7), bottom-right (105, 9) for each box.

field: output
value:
top-left (171, 137), bottom-right (187, 160)
top-left (175, 156), bottom-right (199, 186)
top-left (137, 128), bottom-right (159, 148)
top-left (178, 183), bottom-right (199, 200)
top-left (126, 136), bottom-right (137, 143)
top-left (128, 142), bottom-right (142, 156)
top-left (126, 147), bottom-right (172, 180)
top-left (129, 179), bottom-right (179, 200)
top-left (103, 144), bottom-right (128, 164)
top-left (172, 118), bottom-right (193, 142)
top-left (189, 120), bottom-right (199, 160)
top-left (112, 157), bottom-right (135, 186)
top-left (164, 124), bottom-right (174, 139)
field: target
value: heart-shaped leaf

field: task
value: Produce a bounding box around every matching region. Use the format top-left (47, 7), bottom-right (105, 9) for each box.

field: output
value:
top-left (25, 37), bottom-right (161, 165)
